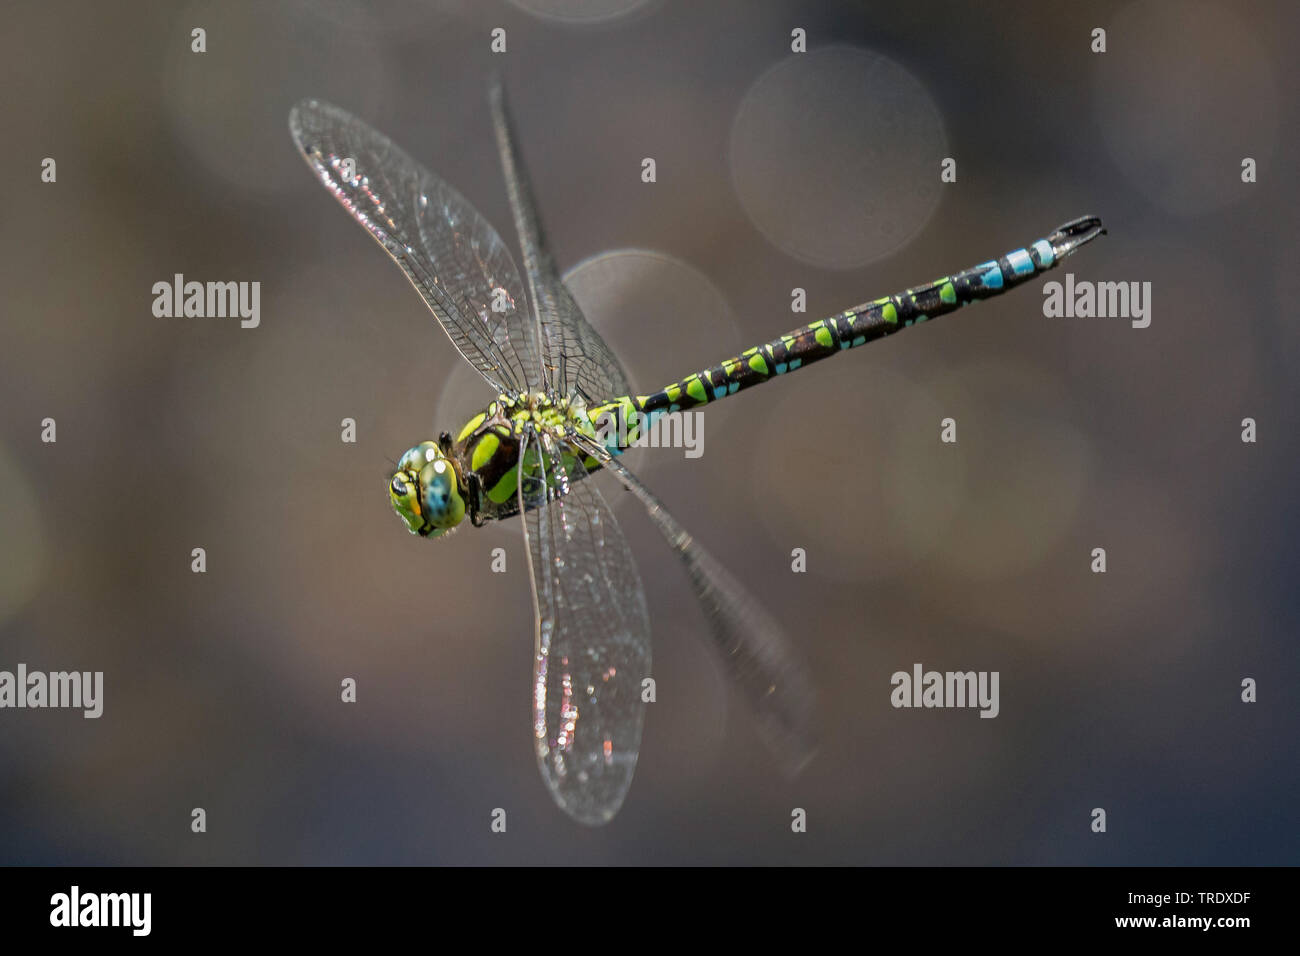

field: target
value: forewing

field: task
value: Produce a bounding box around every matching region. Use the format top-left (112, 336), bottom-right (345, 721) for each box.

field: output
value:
top-left (489, 80), bottom-right (632, 401)
top-left (517, 429), bottom-right (651, 825)
top-left (569, 434), bottom-right (817, 774)
top-left (289, 98), bottom-right (541, 392)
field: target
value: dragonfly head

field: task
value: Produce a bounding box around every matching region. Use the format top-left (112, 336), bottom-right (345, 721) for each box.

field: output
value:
top-left (390, 440), bottom-right (467, 538)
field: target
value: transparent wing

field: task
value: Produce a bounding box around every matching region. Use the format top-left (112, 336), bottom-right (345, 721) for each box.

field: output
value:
top-left (490, 80), bottom-right (633, 401)
top-left (517, 428), bottom-right (651, 825)
top-left (289, 98), bottom-right (543, 392)
top-left (568, 433), bottom-right (817, 774)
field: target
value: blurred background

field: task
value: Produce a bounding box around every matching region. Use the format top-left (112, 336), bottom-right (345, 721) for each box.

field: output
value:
top-left (1, 0), bottom-right (1297, 864)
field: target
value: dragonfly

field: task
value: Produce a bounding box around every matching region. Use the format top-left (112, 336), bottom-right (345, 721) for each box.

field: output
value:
top-left (289, 81), bottom-right (1104, 825)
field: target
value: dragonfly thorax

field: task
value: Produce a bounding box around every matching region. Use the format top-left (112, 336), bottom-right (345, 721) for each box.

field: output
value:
top-left (390, 392), bottom-right (601, 537)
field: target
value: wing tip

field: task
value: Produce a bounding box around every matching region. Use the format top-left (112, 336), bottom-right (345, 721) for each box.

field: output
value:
top-left (775, 738), bottom-right (819, 779)
top-left (487, 71), bottom-right (505, 106)
top-left (288, 97), bottom-right (346, 139)
top-left (288, 98), bottom-right (321, 142)
top-left (289, 97), bottom-right (320, 120)
top-left (764, 704), bottom-right (820, 779)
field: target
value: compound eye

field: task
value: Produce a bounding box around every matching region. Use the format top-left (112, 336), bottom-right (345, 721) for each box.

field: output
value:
top-left (418, 460), bottom-right (465, 530)
top-left (420, 468), bottom-right (451, 507)
top-left (388, 469), bottom-right (425, 536)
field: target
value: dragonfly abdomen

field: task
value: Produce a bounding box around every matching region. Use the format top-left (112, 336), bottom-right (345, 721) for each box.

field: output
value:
top-left (590, 217), bottom-right (1103, 431)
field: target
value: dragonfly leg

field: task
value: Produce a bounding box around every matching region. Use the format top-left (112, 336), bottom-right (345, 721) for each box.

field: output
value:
top-left (468, 474), bottom-right (487, 527)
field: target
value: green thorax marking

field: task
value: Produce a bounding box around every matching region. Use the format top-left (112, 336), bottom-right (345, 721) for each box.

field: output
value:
top-left (451, 392), bottom-right (601, 515)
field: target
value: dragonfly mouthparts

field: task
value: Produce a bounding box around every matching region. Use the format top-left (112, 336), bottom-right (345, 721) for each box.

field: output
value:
top-left (1047, 215), bottom-right (1106, 259)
